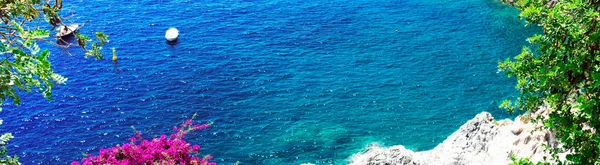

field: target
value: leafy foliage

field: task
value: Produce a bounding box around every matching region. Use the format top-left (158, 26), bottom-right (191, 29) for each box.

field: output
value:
top-left (509, 156), bottom-right (550, 165)
top-left (499, 0), bottom-right (600, 164)
top-left (1, 0), bottom-right (108, 106)
top-left (1, 1), bottom-right (109, 164)
top-left (0, 120), bottom-right (19, 165)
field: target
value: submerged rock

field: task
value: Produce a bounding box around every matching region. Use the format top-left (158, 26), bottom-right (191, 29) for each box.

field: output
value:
top-left (350, 111), bottom-right (563, 165)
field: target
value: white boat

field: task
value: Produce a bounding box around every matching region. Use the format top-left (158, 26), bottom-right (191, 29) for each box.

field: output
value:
top-left (165, 27), bottom-right (179, 41)
top-left (56, 24), bottom-right (79, 38)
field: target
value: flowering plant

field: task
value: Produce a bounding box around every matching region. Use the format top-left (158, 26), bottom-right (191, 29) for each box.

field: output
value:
top-left (71, 115), bottom-right (215, 165)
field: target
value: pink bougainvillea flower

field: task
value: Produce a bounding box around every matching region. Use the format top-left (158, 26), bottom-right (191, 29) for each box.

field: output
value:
top-left (71, 117), bottom-right (215, 165)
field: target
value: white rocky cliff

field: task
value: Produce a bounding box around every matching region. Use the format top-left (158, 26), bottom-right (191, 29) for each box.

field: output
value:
top-left (349, 110), bottom-right (564, 165)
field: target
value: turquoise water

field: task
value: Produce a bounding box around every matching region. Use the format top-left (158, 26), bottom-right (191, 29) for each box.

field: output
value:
top-left (0, 0), bottom-right (537, 164)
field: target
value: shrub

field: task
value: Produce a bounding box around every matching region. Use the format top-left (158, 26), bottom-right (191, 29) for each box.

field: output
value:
top-left (71, 116), bottom-right (215, 165)
top-left (499, 0), bottom-right (600, 164)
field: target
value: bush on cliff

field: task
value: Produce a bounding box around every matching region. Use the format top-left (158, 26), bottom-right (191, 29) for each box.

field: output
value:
top-left (499, 0), bottom-right (600, 164)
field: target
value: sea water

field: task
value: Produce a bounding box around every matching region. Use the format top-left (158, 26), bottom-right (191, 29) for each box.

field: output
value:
top-left (0, 0), bottom-right (537, 164)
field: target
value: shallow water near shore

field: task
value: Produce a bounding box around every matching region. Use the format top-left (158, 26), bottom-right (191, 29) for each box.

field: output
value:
top-left (1, 0), bottom-right (537, 164)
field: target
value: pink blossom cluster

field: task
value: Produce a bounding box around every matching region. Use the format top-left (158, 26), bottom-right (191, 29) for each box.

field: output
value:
top-left (71, 118), bottom-right (215, 165)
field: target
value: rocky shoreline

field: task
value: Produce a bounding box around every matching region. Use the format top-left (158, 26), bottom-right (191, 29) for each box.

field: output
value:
top-left (347, 1), bottom-right (572, 164)
top-left (349, 110), bottom-right (564, 165)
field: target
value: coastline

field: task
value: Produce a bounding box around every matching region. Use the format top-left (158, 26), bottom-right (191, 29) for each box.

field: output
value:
top-left (346, 2), bottom-right (561, 164)
top-left (349, 109), bottom-right (564, 164)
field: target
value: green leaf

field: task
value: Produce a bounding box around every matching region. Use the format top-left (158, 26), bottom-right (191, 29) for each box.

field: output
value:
top-left (11, 21), bottom-right (24, 34)
top-left (75, 32), bottom-right (92, 41)
top-left (21, 40), bottom-right (40, 55)
top-left (0, 42), bottom-right (8, 53)
top-left (0, 133), bottom-right (13, 145)
top-left (85, 43), bottom-right (103, 60)
top-left (26, 29), bottom-right (50, 39)
top-left (36, 50), bottom-right (50, 61)
top-left (95, 32), bottom-right (109, 46)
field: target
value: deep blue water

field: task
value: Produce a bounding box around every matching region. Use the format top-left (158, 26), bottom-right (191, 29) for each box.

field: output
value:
top-left (0, 0), bottom-right (537, 164)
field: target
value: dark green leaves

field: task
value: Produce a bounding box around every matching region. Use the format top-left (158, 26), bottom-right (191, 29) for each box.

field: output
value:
top-left (85, 43), bottom-right (103, 60)
top-left (501, 1), bottom-right (600, 164)
top-left (95, 32), bottom-right (109, 46)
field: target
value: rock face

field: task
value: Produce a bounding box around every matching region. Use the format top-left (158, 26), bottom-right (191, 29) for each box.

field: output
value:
top-left (349, 112), bottom-right (562, 165)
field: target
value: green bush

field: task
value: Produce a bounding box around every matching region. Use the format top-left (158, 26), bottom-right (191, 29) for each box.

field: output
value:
top-left (500, 0), bottom-right (600, 164)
